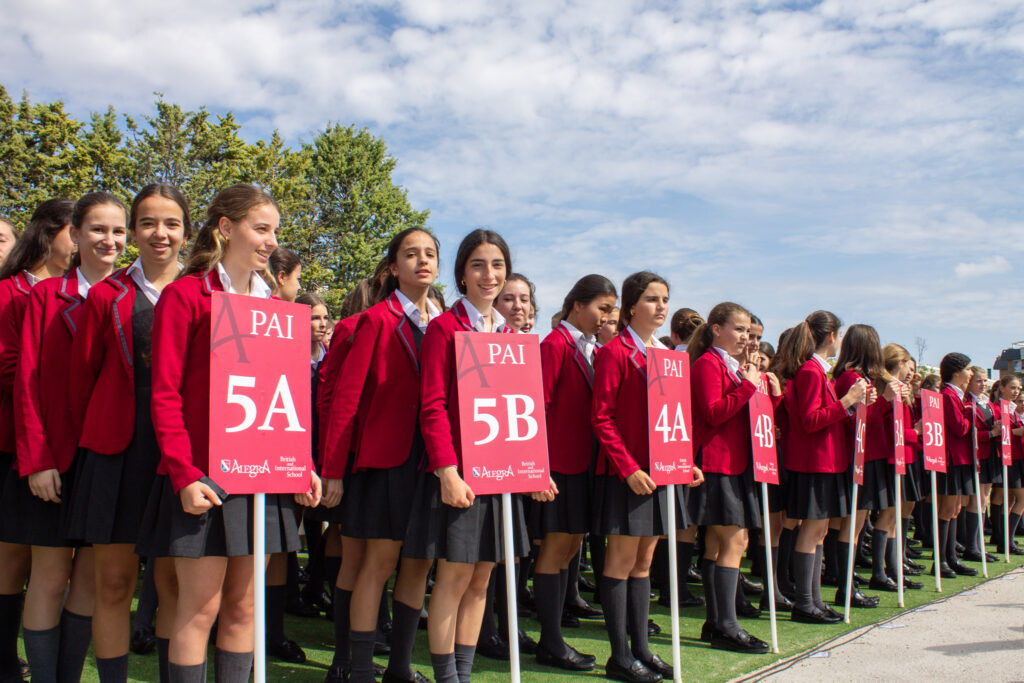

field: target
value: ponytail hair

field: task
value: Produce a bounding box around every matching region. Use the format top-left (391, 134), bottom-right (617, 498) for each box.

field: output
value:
top-left (686, 302), bottom-right (751, 365)
top-left (670, 307), bottom-right (704, 345)
top-left (774, 310), bottom-right (842, 380)
top-left (559, 274), bottom-right (617, 322)
top-left (183, 184), bottom-right (279, 283)
top-left (269, 247), bottom-right (301, 281)
top-left (377, 227), bottom-right (440, 302)
top-left (0, 198), bottom-right (74, 281)
top-left (69, 192), bottom-right (127, 272)
top-left (939, 352), bottom-right (971, 383)
top-left (618, 271), bottom-right (668, 331)
top-left (832, 324), bottom-right (884, 384)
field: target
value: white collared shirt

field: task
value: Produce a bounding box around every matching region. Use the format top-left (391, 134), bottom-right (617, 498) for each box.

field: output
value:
top-left (76, 268), bottom-right (91, 300)
top-left (626, 325), bottom-right (667, 357)
top-left (460, 298), bottom-right (506, 332)
top-left (946, 383), bottom-right (965, 400)
top-left (396, 289), bottom-right (441, 333)
top-left (712, 346), bottom-right (742, 377)
top-left (217, 263), bottom-right (272, 299)
top-left (312, 342), bottom-right (326, 368)
top-left (674, 343), bottom-right (687, 352)
top-left (126, 258), bottom-right (183, 305)
top-left (560, 320), bottom-right (596, 364)
top-left (971, 392), bottom-right (988, 407)
top-left (22, 270), bottom-right (39, 287)
top-left (813, 354), bottom-right (831, 374)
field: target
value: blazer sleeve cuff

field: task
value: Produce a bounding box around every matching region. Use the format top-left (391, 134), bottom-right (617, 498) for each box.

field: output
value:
top-left (168, 465), bottom-right (205, 494)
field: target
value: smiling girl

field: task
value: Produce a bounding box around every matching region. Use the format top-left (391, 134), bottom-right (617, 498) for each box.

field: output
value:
top-left (494, 274), bottom-right (533, 333)
top-left (990, 375), bottom-right (1024, 555)
top-left (15, 192), bottom-right (128, 682)
top-left (65, 184), bottom-right (188, 682)
top-left (142, 184), bottom-right (321, 683)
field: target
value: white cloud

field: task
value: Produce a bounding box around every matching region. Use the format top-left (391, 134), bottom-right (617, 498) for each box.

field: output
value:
top-left (955, 255), bottom-right (1011, 279)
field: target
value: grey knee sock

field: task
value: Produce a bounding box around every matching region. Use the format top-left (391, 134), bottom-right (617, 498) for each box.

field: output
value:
top-left (58, 610), bottom-right (92, 683)
top-left (599, 575), bottom-right (630, 667)
top-left (454, 643), bottom-right (475, 683)
top-left (157, 637), bottom-right (170, 683)
top-left (167, 661), bottom-right (206, 683)
top-left (430, 652), bottom-right (458, 683)
top-left (626, 576), bottom-right (652, 662)
top-left (386, 599), bottom-right (420, 680)
top-left (871, 529), bottom-right (889, 582)
top-left (213, 648), bottom-right (253, 683)
top-left (812, 546), bottom-right (827, 610)
top-left (713, 566), bottom-right (741, 636)
top-left (349, 629), bottom-right (377, 683)
top-left (534, 572), bottom-right (565, 654)
top-left (24, 625), bottom-right (60, 683)
top-left (96, 654), bottom-right (129, 683)
top-left (792, 551), bottom-right (816, 612)
top-left (701, 558), bottom-right (717, 628)
top-left (964, 512), bottom-right (981, 554)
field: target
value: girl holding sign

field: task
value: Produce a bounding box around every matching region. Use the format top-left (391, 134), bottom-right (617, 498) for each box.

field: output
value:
top-left (963, 367), bottom-right (997, 563)
top-left (0, 198), bottom-right (74, 683)
top-left (686, 302), bottom-right (774, 654)
top-left (12, 192), bottom-right (128, 682)
top-left (320, 227), bottom-right (440, 683)
top-left (65, 184), bottom-right (189, 683)
top-left (531, 274), bottom-right (617, 671)
top-left (145, 184), bottom-right (321, 683)
top-left (990, 376), bottom-right (1024, 554)
top-left (592, 271), bottom-right (700, 683)
top-left (409, 229), bottom-right (529, 683)
top-left (774, 311), bottom-right (868, 624)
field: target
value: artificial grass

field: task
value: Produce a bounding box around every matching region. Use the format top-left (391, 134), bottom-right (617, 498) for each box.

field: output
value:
top-left (25, 540), bottom-right (1020, 682)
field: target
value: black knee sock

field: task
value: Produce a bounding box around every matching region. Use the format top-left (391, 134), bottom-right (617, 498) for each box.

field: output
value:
top-left (349, 629), bottom-right (377, 683)
top-left (701, 558), bottom-right (717, 627)
top-left (558, 568), bottom-right (570, 616)
top-left (777, 528), bottom-right (796, 591)
top-left (58, 609), bottom-right (92, 683)
top-left (377, 582), bottom-right (391, 643)
top-left (387, 599), bottom-right (420, 680)
top-left (677, 542), bottom-right (696, 599)
top-left (590, 535), bottom-right (606, 581)
top-left (823, 528), bottom-right (840, 581)
top-left (332, 587), bottom-right (353, 669)
top-left (946, 516), bottom-right (960, 566)
top-left (305, 524), bottom-right (326, 597)
top-left (167, 661), bottom-right (206, 683)
top-left (96, 654), bottom-right (129, 683)
top-left (454, 643), bottom-right (475, 683)
top-left (1009, 512), bottom-right (1023, 542)
top-left (157, 637), bottom-right (170, 683)
top-left (0, 593), bottom-right (22, 678)
top-left (626, 577), bottom-right (652, 662)
top-left (964, 511), bottom-right (981, 555)
top-left (792, 551), bottom-right (816, 612)
top-left (23, 625), bottom-right (60, 683)
top-left (565, 550), bottom-right (582, 604)
top-left (837, 540), bottom-right (853, 595)
top-left (936, 519), bottom-right (950, 567)
top-left (477, 569), bottom-right (499, 643)
top-left (266, 584), bottom-right (287, 643)
top-left (956, 509), bottom-right (968, 547)
top-left (767, 546), bottom-right (784, 601)
top-left (430, 652), bottom-right (458, 683)
top-left (713, 566), bottom-right (741, 637)
top-left (902, 518), bottom-right (913, 557)
top-left (325, 556), bottom-right (342, 594)
top-left (213, 648), bottom-right (253, 683)
top-left (990, 505), bottom-right (1003, 546)
top-left (812, 545), bottom-right (827, 610)
top-left (885, 538), bottom-right (898, 579)
top-left (871, 529), bottom-right (889, 582)
top-left (534, 572), bottom-right (564, 653)
top-left (599, 576), bottom-right (629, 667)
top-left (133, 557), bottom-right (158, 632)
top-left (495, 566), bottom-right (511, 640)
top-left (286, 552), bottom-right (301, 603)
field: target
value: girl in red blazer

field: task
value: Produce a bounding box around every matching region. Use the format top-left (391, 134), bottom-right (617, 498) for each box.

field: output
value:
top-left (143, 184), bottom-right (321, 683)
top-left (0, 198), bottom-right (74, 683)
top-left (687, 302), bottom-right (775, 654)
top-left (404, 229), bottom-right (528, 683)
top-left (14, 192), bottom-right (127, 682)
top-left (989, 375), bottom-right (1024, 554)
top-left (592, 271), bottom-right (702, 683)
top-left (494, 273), bottom-right (532, 333)
top-left (320, 228), bottom-right (440, 683)
top-left (529, 274), bottom-right (617, 671)
top-left (963, 366), bottom-right (997, 563)
top-left (64, 184), bottom-right (189, 682)
top-left (932, 352), bottom-right (976, 579)
top-left (774, 311), bottom-right (867, 624)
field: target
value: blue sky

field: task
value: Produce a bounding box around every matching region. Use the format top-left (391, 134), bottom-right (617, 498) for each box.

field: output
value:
top-left (3, 0), bottom-right (1023, 368)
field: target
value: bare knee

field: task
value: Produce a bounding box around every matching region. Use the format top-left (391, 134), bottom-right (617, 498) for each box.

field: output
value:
top-left (96, 568), bottom-right (136, 606)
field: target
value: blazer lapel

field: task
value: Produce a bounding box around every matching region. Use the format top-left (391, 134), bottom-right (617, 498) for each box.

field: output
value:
top-left (109, 270), bottom-right (135, 372)
top-left (813, 360), bottom-right (838, 400)
top-left (57, 271), bottom-right (83, 334)
top-left (710, 349), bottom-right (741, 387)
top-left (453, 300), bottom-right (475, 332)
top-left (556, 325), bottom-right (593, 387)
top-left (386, 292), bottom-right (419, 372)
top-left (11, 272), bottom-right (31, 295)
top-left (619, 329), bottom-right (646, 380)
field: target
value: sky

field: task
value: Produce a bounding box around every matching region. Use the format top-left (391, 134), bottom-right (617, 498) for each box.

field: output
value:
top-left (2, 0), bottom-right (1023, 369)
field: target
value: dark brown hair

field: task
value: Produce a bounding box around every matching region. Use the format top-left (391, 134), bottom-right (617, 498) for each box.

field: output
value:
top-left (774, 310), bottom-right (842, 380)
top-left (378, 227), bottom-right (440, 302)
top-left (831, 324), bottom-right (884, 383)
top-left (130, 183), bottom-right (192, 239)
top-left (69, 192), bottom-right (127, 271)
top-left (670, 307), bottom-right (704, 344)
top-left (686, 302), bottom-right (751, 365)
top-left (296, 291), bottom-right (326, 309)
top-left (920, 374), bottom-right (942, 392)
top-left (618, 271), bottom-right (668, 331)
top-left (269, 247), bottom-right (301, 279)
top-left (558, 274), bottom-right (617, 322)
top-left (939, 352), bottom-right (971, 384)
top-left (453, 229), bottom-right (512, 296)
top-left (0, 199), bottom-right (74, 281)
top-left (183, 184), bottom-right (279, 279)
top-left (339, 278), bottom-right (376, 319)
top-left (990, 374), bottom-right (1021, 402)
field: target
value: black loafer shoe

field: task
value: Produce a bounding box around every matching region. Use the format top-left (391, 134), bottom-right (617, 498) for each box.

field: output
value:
top-left (562, 611), bottom-right (580, 628)
top-left (819, 604), bottom-right (842, 620)
top-left (699, 621), bottom-right (721, 642)
top-left (269, 637), bottom-right (307, 663)
top-left (686, 566), bottom-right (703, 584)
top-left (605, 658), bottom-right (662, 683)
top-left (374, 640), bottom-right (391, 656)
top-left (902, 577), bottom-right (923, 590)
top-left (759, 593), bottom-right (793, 613)
top-left (568, 643), bottom-right (596, 664)
top-left (930, 563), bottom-right (957, 579)
top-left (325, 664), bottom-right (350, 683)
top-left (905, 558), bottom-right (924, 571)
top-left (711, 628), bottom-right (770, 654)
top-left (536, 643), bottom-right (596, 671)
top-left (905, 546), bottom-right (923, 559)
top-left (1011, 544), bottom-right (1024, 556)
top-left (638, 654), bottom-right (671, 678)
top-left (868, 576), bottom-right (899, 592)
top-left (381, 670), bottom-right (431, 683)
top-left (962, 550), bottom-right (996, 563)
top-left (740, 575), bottom-right (763, 596)
top-left (950, 561), bottom-right (978, 576)
top-left (647, 619), bottom-right (661, 636)
top-left (852, 572), bottom-right (869, 587)
top-left (791, 606), bottom-right (841, 624)
top-left (375, 663), bottom-right (387, 679)
top-left (657, 592), bottom-right (704, 608)
top-left (518, 629), bottom-right (539, 655)
top-left (834, 589), bottom-right (879, 608)
top-left (286, 597), bottom-right (321, 618)
top-left (903, 563), bottom-right (923, 576)
top-left (568, 600), bottom-right (604, 619)
top-left (579, 576), bottom-right (597, 593)
top-left (736, 598), bottom-right (762, 619)
top-left (130, 627), bottom-right (157, 655)
top-left (477, 634), bottom-right (510, 660)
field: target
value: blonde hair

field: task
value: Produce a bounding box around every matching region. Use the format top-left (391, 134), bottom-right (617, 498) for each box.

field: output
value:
top-left (881, 343), bottom-right (912, 382)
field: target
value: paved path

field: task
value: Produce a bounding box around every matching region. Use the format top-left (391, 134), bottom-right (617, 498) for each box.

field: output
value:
top-left (737, 566), bottom-right (1024, 682)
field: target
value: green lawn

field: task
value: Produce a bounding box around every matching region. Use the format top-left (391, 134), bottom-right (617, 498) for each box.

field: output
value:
top-left (28, 541), bottom-right (1020, 682)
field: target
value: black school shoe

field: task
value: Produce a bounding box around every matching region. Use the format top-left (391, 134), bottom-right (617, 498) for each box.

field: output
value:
top-left (711, 629), bottom-right (770, 654)
top-left (962, 550), bottom-right (998, 563)
top-left (637, 654), bottom-right (671, 678)
top-left (657, 591), bottom-right (704, 609)
top-left (130, 627), bottom-right (157, 655)
top-left (700, 621), bottom-right (721, 642)
top-left (949, 561), bottom-right (978, 576)
top-left (740, 575), bottom-right (763, 596)
top-left (834, 588), bottom-right (879, 608)
top-left (519, 629), bottom-right (539, 655)
top-left (868, 576), bottom-right (899, 592)
top-left (381, 670), bottom-right (431, 683)
top-left (567, 599), bottom-right (604, 619)
top-left (324, 664), bottom-right (349, 683)
top-left (269, 637), bottom-right (307, 663)
top-left (736, 596), bottom-right (762, 619)
top-left (605, 658), bottom-right (662, 683)
top-left (791, 605), bottom-right (842, 624)
top-left (759, 592), bottom-right (793, 613)
top-left (929, 563), bottom-right (957, 579)
top-left (648, 619), bottom-right (661, 636)
top-left (562, 611), bottom-right (580, 628)
top-left (536, 643), bottom-right (596, 671)
top-left (477, 633), bottom-right (510, 660)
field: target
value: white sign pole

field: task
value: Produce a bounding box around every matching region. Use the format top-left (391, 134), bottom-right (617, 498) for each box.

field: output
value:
top-left (254, 493), bottom-right (266, 683)
top-left (760, 483), bottom-right (778, 653)
top-left (502, 492), bottom-right (521, 683)
top-left (1004, 470), bottom-right (1011, 563)
top-left (930, 472), bottom-right (941, 593)
top-left (666, 485), bottom-right (682, 683)
top-left (843, 483), bottom-right (858, 624)
top-left (973, 467), bottom-right (988, 578)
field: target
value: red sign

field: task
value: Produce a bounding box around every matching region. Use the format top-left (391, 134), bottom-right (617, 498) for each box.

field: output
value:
top-left (920, 389), bottom-right (946, 473)
top-left (646, 348), bottom-right (694, 485)
top-left (893, 395), bottom-right (906, 475)
top-left (455, 332), bottom-right (550, 495)
top-left (209, 293), bottom-right (313, 494)
top-left (1000, 399), bottom-right (1013, 467)
top-left (748, 378), bottom-right (779, 485)
top-left (853, 402), bottom-right (867, 486)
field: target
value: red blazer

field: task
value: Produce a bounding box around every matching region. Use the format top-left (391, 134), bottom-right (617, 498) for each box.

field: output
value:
top-left (323, 293), bottom-right (422, 478)
top-left (0, 273), bottom-right (35, 454)
top-left (68, 268), bottom-right (139, 454)
top-left (941, 385), bottom-right (972, 467)
top-left (783, 358), bottom-right (851, 473)
top-left (835, 369), bottom-right (888, 463)
top-left (591, 330), bottom-right (651, 480)
top-left (151, 271), bottom-right (275, 493)
top-left (15, 272), bottom-right (86, 475)
top-left (419, 301), bottom-right (511, 473)
top-left (540, 325), bottom-right (595, 475)
top-left (316, 313), bottom-right (360, 471)
top-left (690, 349), bottom-right (758, 475)
top-left (971, 397), bottom-right (994, 460)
